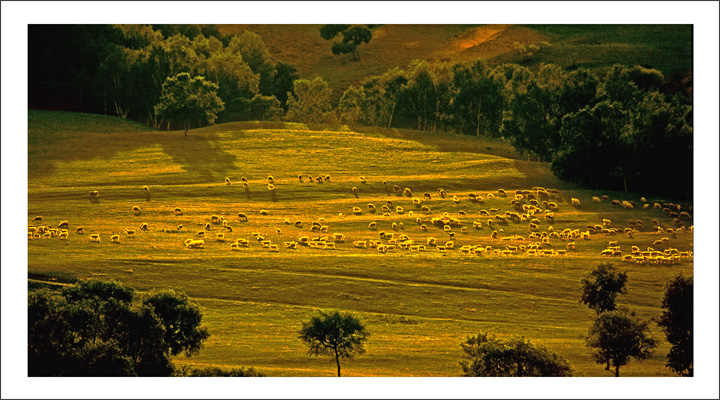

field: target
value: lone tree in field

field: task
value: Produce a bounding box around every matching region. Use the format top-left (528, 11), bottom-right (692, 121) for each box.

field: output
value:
top-left (585, 309), bottom-right (656, 377)
top-left (320, 24), bottom-right (372, 61)
top-left (460, 332), bottom-right (573, 377)
top-left (298, 310), bottom-right (368, 377)
top-left (155, 72), bottom-right (225, 136)
top-left (580, 263), bottom-right (628, 314)
top-left (657, 274), bottom-right (693, 376)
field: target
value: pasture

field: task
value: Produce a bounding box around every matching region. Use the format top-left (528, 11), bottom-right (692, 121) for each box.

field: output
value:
top-left (27, 110), bottom-right (693, 376)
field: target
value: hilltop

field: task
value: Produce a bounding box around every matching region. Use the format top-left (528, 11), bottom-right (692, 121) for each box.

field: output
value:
top-left (218, 24), bottom-right (692, 95)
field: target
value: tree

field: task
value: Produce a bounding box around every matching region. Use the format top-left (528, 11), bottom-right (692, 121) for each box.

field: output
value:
top-left (298, 310), bottom-right (369, 377)
top-left (580, 263), bottom-right (628, 314)
top-left (285, 77), bottom-right (333, 124)
top-left (320, 25), bottom-right (372, 61)
top-left (657, 275), bottom-right (693, 376)
top-left (459, 332), bottom-right (572, 376)
top-left (452, 60), bottom-right (504, 136)
top-left (28, 280), bottom-right (210, 376)
top-left (271, 61), bottom-right (299, 111)
top-left (154, 72), bottom-right (225, 136)
top-left (585, 309), bottom-right (657, 376)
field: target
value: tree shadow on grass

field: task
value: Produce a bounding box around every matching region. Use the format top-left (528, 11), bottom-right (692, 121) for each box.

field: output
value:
top-left (28, 128), bottom-right (239, 184)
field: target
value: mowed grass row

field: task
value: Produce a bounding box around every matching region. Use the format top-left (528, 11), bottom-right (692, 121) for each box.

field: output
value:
top-left (27, 111), bottom-right (693, 376)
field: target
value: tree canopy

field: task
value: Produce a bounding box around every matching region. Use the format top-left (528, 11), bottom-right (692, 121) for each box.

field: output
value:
top-left (154, 72), bottom-right (225, 135)
top-left (298, 310), bottom-right (369, 377)
top-left (28, 280), bottom-right (210, 376)
top-left (459, 332), bottom-right (572, 376)
top-left (580, 263), bottom-right (628, 314)
top-left (585, 309), bottom-right (657, 377)
top-left (320, 25), bottom-right (372, 61)
top-left (657, 274), bottom-right (693, 376)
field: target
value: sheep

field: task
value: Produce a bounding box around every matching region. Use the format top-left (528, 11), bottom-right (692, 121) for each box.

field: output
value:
top-left (89, 234), bottom-right (101, 242)
top-left (298, 174), bottom-right (304, 183)
top-left (392, 185), bottom-right (401, 193)
top-left (224, 177), bottom-right (232, 185)
top-left (421, 206), bottom-right (431, 213)
top-left (140, 223), bottom-right (149, 231)
top-left (592, 196), bottom-right (601, 203)
top-left (59, 232), bottom-right (69, 240)
top-left (352, 187), bottom-right (358, 194)
top-left (132, 206), bottom-right (141, 216)
top-left (412, 198), bottom-right (421, 207)
top-left (216, 233), bottom-right (226, 242)
top-left (57, 220), bottom-right (69, 229)
top-left (324, 175), bottom-right (331, 182)
top-left (204, 223), bottom-right (212, 231)
top-left (424, 192), bottom-right (432, 200)
top-left (679, 211), bottom-right (691, 220)
top-left (316, 176), bottom-right (323, 184)
top-left (360, 176), bottom-right (367, 184)
top-left (621, 201), bottom-right (634, 209)
top-left (497, 189), bottom-right (507, 197)
top-left (548, 202), bottom-right (560, 212)
top-left (571, 198), bottom-right (581, 207)
top-left (452, 196), bottom-right (460, 204)
top-left (268, 183), bottom-right (275, 191)
top-left (398, 222), bottom-right (404, 230)
top-left (125, 229), bottom-right (135, 238)
top-left (187, 239), bottom-right (205, 249)
top-left (109, 234), bottom-right (120, 244)
top-left (403, 188), bottom-right (413, 197)
top-left (266, 176), bottom-right (274, 184)
top-left (238, 213), bottom-right (248, 222)
top-left (32, 216), bottom-right (42, 223)
top-left (307, 175), bottom-right (313, 182)
top-left (260, 210), bottom-right (269, 216)
top-left (41, 232), bottom-right (51, 239)
top-left (89, 191), bottom-right (99, 201)
top-left (353, 207), bottom-right (362, 215)
top-left (566, 242), bottom-right (576, 250)
top-left (396, 206), bottom-right (404, 214)
top-left (602, 219), bottom-right (612, 227)
top-left (437, 188), bottom-right (447, 198)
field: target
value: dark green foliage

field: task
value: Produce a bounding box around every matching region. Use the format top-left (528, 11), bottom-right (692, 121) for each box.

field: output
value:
top-left (285, 77), bottom-right (334, 124)
top-left (657, 275), bottom-right (693, 376)
top-left (298, 310), bottom-right (369, 377)
top-left (175, 365), bottom-right (265, 377)
top-left (579, 263), bottom-right (628, 314)
top-left (321, 25), bottom-right (372, 61)
top-left (585, 309), bottom-right (657, 377)
top-left (452, 60), bottom-right (504, 137)
top-left (271, 61), bottom-right (299, 110)
top-left (155, 73), bottom-right (225, 135)
top-left (459, 332), bottom-right (572, 376)
top-left (319, 25), bottom-right (350, 40)
top-left (28, 280), bottom-right (210, 376)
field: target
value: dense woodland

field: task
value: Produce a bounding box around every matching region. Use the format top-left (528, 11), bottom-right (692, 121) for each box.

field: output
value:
top-left (28, 24), bottom-right (693, 198)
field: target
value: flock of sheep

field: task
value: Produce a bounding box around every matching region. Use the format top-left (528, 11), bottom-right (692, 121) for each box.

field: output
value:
top-left (28, 175), bottom-right (693, 265)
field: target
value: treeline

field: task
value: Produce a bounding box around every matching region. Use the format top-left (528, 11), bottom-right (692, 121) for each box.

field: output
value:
top-left (331, 61), bottom-right (692, 198)
top-left (29, 24), bottom-right (297, 125)
top-left (29, 25), bottom-right (692, 198)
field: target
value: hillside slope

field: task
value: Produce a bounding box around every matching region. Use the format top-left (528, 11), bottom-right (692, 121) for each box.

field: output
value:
top-left (218, 24), bottom-right (692, 95)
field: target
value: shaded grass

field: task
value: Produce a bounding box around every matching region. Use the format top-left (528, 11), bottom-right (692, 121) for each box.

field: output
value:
top-left (27, 111), bottom-right (693, 376)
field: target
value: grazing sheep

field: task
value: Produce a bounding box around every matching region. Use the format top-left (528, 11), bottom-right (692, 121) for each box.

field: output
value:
top-left (215, 233), bottom-right (226, 242)
top-left (195, 231), bottom-right (205, 238)
top-left (403, 188), bottom-right (413, 197)
top-left (396, 206), bottom-right (404, 214)
top-left (548, 202), bottom-right (560, 212)
top-left (445, 241), bottom-right (455, 250)
top-left (173, 207), bottom-right (184, 216)
top-left (654, 203), bottom-right (662, 209)
top-left (308, 175), bottom-right (313, 182)
top-left (205, 223), bottom-right (213, 231)
top-left (602, 219), bottom-right (611, 226)
top-left (140, 223), bottom-right (149, 231)
top-left (268, 183), bottom-right (275, 191)
top-left (368, 204), bottom-right (377, 213)
top-left (316, 176), bottom-right (323, 183)
top-left (225, 177), bottom-right (232, 185)
top-left (640, 197), bottom-right (647, 203)
top-left (424, 193), bottom-right (432, 200)
top-left (352, 187), bottom-right (358, 194)
top-left (260, 210), bottom-right (269, 216)
top-left (621, 201), bottom-right (634, 209)
top-left (238, 213), bottom-right (248, 222)
top-left (592, 196), bottom-right (601, 203)
top-left (412, 198), bottom-right (421, 207)
top-left (125, 229), bottom-right (135, 237)
top-left (32, 216), bottom-right (42, 223)
top-left (421, 206), bottom-right (431, 212)
top-left (452, 196), bottom-right (460, 204)
top-left (186, 239), bottom-right (205, 249)
top-left (324, 175), bottom-right (331, 182)
top-left (89, 191), bottom-right (99, 201)
top-left (566, 242), bottom-right (576, 250)
top-left (679, 211), bottom-right (691, 220)
top-left (298, 174), bottom-right (304, 182)
top-left (267, 176), bottom-right (274, 184)
top-left (497, 189), bottom-right (507, 197)
top-left (571, 198), bottom-right (581, 207)
top-left (393, 185), bottom-right (401, 193)
top-left (132, 206), bottom-right (141, 216)
top-left (368, 222), bottom-right (377, 229)
top-left (89, 234), bottom-right (101, 242)
top-left (58, 220), bottom-right (69, 229)
top-left (110, 235), bottom-right (120, 243)
top-left (360, 176), bottom-right (367, 184)
top-left (58, 231), bottom-right (69, 240)
top-left (353, 207), bottom-right (362, 215)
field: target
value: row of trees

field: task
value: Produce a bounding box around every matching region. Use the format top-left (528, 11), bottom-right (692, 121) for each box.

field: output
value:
top-left (29, 25), bottom-right (298, 126)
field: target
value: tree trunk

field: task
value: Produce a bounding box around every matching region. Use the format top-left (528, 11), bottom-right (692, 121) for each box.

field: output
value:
top-left (615, 365), bottom-right (620, 377)
top-left (623, 176), bottom-right (628, 192)
top-left (388, 99), bottom-right (396, 127)
top-left (184, 123), bottom-right (188, 136)
top-left (606, 360), bottom-right (610, 370)
top-left (334, 348), bottom-right (341, 377)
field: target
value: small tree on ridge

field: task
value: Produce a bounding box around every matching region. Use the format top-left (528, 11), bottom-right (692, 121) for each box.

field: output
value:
top-left (298, 310), bottom-right (369, 377)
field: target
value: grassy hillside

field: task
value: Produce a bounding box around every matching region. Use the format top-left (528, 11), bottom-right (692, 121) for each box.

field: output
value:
top-left (27, 110), bottom-right (693, 377)
top-left (218, 24), bottom-right (692, 97)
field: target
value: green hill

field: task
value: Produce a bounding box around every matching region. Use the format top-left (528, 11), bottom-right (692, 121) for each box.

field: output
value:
top-left (28, 110), bottom-right (693, 376)
top-left (218, 24), bottom-right (692, 96)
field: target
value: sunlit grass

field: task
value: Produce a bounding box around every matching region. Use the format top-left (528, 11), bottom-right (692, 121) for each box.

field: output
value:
top-left (28, 111), bottom-right (692, 376)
